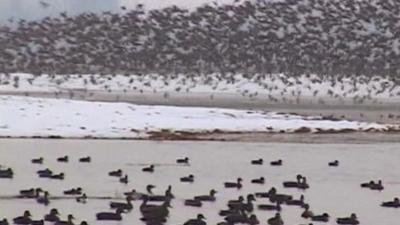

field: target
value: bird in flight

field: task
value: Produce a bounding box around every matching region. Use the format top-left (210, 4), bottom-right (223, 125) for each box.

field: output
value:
top-left (39, 1), bottom-right (50, 9)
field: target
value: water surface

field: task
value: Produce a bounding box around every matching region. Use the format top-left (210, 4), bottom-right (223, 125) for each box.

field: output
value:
top-left (0, 139), bottom-right (399, 224)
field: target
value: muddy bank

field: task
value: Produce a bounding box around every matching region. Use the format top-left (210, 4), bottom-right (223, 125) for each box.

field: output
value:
top-left (2, 129), bottom-right (400, 144)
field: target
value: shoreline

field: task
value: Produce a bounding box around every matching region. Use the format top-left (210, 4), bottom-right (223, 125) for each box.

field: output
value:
top-left (2, 130), bottom-right (400, 144)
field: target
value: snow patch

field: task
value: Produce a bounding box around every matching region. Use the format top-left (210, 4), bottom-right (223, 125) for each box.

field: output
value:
top-left (0, 96), bottom-right (398, 139)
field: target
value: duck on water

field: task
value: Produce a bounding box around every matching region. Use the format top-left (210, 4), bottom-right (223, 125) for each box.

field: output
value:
top-left (54, 214), bottom-right (74, 225)
top-left (13, 211), bottom-right (31, 225)
top-left (224, 178), bottom-right (243, 189)
top-left (267, 213), bottom-right (283, 225)
top-left (283, 174), bottom-right (309, 189)
top-left (96, 208), bottom-right (124, 221)
top-left (360, 180), bottom-right (384, 190)
top-left (381, 197), bottom-right (400, 208)
top-left (36, 191), bottom-right (50, 205)
top-left (140, 196), bottom-right (171, 218)
top-left (110, 196), bottom-right (133, 211)
top-left (194, 189), bottom-right (217, 201)
top-left (31, 157), bottom-right (43, 164)
top-left (181, 174), bottom-right (195, 183)
top-left (44, 208), bottom-right (60, 222)
top-left (251, 158), bottom-right (263, 165)
top-left (0, 168), bottom-right (13, 178)
top-left (228, 194), bottom-right (256, 212)
top-left (146, 185), bottom-right (174, 201)
top-left (336, 213), bottom-right (359, 225)
top-left (251, 177), bottom-right (265, 184)
top-left (184, 214), bottom-right (206, 225)
top-left (19, 188), bottom-right (42, 198)
top-left (177, 157), bottom-right (189, 164)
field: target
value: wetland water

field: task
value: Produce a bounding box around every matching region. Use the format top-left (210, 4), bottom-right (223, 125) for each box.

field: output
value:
top-left (0, 139), bottom-right (399, 225)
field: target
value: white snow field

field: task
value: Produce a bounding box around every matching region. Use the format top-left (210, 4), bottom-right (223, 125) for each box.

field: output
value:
top-left (1, 73), bottom-right (400, 104)
top-left (0, 95), bottom-right (398, 139)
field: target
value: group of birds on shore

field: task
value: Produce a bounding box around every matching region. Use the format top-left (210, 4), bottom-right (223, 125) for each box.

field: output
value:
top-left (0, 155), bottom-right (399, 225)
top-left (1, 72), bottom-right (399, 108)
top-left (2, 0), bottom-right (400, 77)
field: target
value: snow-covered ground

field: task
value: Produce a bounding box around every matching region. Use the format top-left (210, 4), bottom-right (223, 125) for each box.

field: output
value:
top-left (1, 73), bottom-right (400, 104)
top-left (0, 95), bottom-right (398, 139)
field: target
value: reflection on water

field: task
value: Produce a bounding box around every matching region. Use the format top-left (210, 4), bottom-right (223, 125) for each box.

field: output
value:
top-left (0, 0), bottom-right (234, 24)
top-left (0, 139), bottom-right (399, 224)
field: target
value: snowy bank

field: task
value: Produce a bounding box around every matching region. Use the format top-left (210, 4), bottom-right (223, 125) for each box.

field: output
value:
top-left (0, 96), bottom-right (398, 139)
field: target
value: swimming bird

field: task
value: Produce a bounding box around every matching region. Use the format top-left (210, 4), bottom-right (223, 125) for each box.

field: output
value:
top-left (123, 189), bottom-right (137, 197)
top-left (361, 180), bottom-right (384, 190)
top-left (108, 169), bottom-right (122, 177)
top-left (119, 175), bottom-right (128, 184)
top-left (146, 184), bottom-right (156, 195)
top-left (19, 188), bottom-right (42, 198)
top-left (283, 174), bottom-right (302, 187)
top-left (76, 193), bottom-right (87, 204)
top-left (270, 159), bottom-right (282, 166)
top-left (194, 189), bottom-right (217, 201)
top-left (64, 187), bottom-right (82, 195)
top-left (13, 210), bottom-right (31, 225)
top-left (57, 156), bottom-right (68, 162)
top-left (328, 160), bottom-right (339, 166)
top-left (381, 197), bottom-right (400, 208)
top-left (184, 199), bottom-right (203, 207)
top-left (177, 157), bottom-right (189, 164)
top-left (180, 174), bottom-right (195, 182)
top-left (224, 210), bottom-right (249, 224)
top-left (79, 156), bottom-right (91, 163)
top-left (370, 180), bottom-right (384, 190)
top-left (219, 209), bottom-right (239, 216)
top-left (247, 214), bottom-right (260, 225)
top-left (37, 168), bottom-right (52, 177)
top-left (251, 158), bottom-right (263, 165)
top-left (54, 214), bottom-right (74, 225)
top-left (301, 204), bottom-right (314, 218)
top-left (286, 194), bottom-right (305, 207)
top-left (96, 209), bottom-right (123, 221)
top-left (311, 213), bottom-right (329, 222)
top-left (36, 191), bottom-right (50, 205)
top-left (283, 174), bottom-right (309, 189)
top-left (267, 188), bottom-right (293, 203)
top-left (267, 213), bottom-right (283, 225)
top-left (360, 180), bottom-right (374, 188)
top-left (51, 173), bottom-right (65, 180)
top-left (140, 215), bottom-right (166, 225)
top-left (0, 168), bottom-right (13, 178)
top-left (336, 213), bottom-right (359, 225)
top-left (184, 214), bottom-right (206, 225)
top-left (224, 178), bottom-right (242, 188)
top-left (44, 208), bottom-right (60, 222)
top-left (142, 164), bottom-right (155, 172)
top-left (110, 196), bottom-right (133, 210)
top-left (228, 196), bottom-right (244, 205)
top-left (148, 185), bottom-right (174, 201)
top-left (140, 197), bottom-right (171, 218)
top-left (258, 202), bottom-right (281, 211)
top-left (31, 157), bottom-right (43, 164)
top-left (228, 194), bottom-right (256, 212)
top-left (251, 177), bottom-right (265, 184)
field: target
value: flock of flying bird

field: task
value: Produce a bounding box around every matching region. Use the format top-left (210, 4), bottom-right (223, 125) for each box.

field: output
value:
top-left (0, 156), bottom-right (399, 225)
top-left (2, 0), bottom-right (400, 77)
